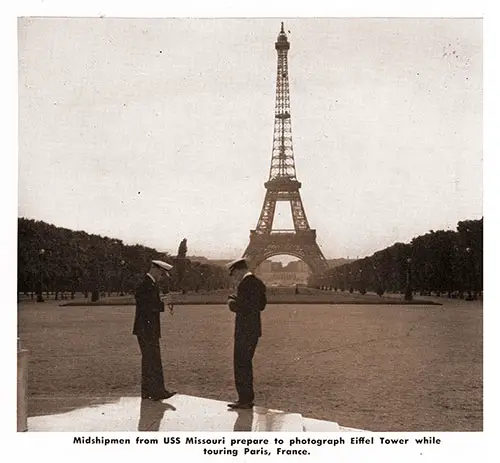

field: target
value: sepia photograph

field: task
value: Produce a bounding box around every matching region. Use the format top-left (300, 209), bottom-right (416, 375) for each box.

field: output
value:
top-left (16, 15), bottom-right (482, 435)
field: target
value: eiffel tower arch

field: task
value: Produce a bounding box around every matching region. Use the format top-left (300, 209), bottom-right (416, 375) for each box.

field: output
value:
top-left (243, 23), bottom-right (329, 276)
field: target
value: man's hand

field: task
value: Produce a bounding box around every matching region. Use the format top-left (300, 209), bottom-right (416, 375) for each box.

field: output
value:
top-left (228, 298), bottom-right (239, 313)
top-left (160, 296), bottom-right (174, 315)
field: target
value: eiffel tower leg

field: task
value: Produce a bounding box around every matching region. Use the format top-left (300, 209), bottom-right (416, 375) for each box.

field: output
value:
top-left (256, 191), bottom-right (277, 233)
top-left (289, 192), bottom-right (309, 232)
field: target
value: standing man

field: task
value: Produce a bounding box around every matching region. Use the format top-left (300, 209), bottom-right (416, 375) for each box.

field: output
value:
top-left (226, 258), bottom-right (267, 409)
top-left (133, 260), bottom-right (176, 401)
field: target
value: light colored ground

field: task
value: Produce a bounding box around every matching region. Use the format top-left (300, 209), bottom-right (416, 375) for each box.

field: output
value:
top-left (18, 298), bottom-right (482, 431)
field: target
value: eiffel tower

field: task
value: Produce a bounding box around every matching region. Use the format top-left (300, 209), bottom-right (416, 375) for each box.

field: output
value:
top-left (243, 23), bottom-right (329, 275)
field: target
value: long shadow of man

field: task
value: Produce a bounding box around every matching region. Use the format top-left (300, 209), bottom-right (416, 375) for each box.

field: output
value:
top-left (231, 409), bottom-right (254, 432)
top-left (138, 399), bottom-right (177, 431)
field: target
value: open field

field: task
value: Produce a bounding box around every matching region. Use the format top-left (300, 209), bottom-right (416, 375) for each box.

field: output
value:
top-left (21, 287), bottom-right (443, 307)
top-left (60, 290), bottom-right (442, 306)
top-left (18, 298), bottom-right (482, 431)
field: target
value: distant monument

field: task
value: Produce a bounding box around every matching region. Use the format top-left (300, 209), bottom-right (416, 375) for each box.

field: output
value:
top-left (243, 23), bottom-right (329, 276)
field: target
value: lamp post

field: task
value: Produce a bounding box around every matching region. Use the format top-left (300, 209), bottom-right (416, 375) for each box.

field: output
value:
top-left (373, 264), bottom-right (384, 297)
top-left (404, 257), bottom-right (413, 301)
top-left (119, 260), bottom-right (125, 296)
top-left (465, 247), bottom-right (473, 300)
top-left (453, 244), bottom-right (462, 299)
top-left (91, 258), bottom-right (100, 302)
top-left (37, 248), bottom-right (45, 302)
top-left (358, 269), bottom-right (365, 294)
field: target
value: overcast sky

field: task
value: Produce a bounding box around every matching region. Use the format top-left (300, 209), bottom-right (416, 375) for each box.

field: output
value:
top-left (18, 17), bottom-right (482, 260)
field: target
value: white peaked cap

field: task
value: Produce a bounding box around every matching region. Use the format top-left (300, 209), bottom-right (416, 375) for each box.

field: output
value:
top-left (152, 260), bottom-right (173, 273)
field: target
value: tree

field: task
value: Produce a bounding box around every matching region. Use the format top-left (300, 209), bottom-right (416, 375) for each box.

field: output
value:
top-left (312, 219), bottom-right (483, 299)
top-left (457, 218), bottom-right (483, 295)
top-left (17, 218), bottom-right (172, 299)
top-left (177, 239), bottom-right (187, 259)
top-left (173, 238), bottom-right (189, 293)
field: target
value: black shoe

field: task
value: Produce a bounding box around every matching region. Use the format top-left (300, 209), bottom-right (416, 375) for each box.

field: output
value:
top-left (144, 391), bottom-right (177, 401)
top-left (227, 402), bottom-right (254, 409)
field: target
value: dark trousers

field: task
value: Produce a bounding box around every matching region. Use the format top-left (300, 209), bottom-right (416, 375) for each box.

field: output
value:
top-left (137, 335), bottom-right (166, 397)
top-left (234, 335), bottom-right (259, 403)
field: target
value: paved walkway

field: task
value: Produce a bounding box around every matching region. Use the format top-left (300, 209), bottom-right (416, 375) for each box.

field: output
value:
top-left (27, 394), bottom-right (364, 432)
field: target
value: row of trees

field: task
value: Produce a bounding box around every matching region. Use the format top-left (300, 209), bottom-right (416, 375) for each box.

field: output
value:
top-left (310, 218), bottom-right (483, 299)
top-left (18, 219), bottom-right (231, 301)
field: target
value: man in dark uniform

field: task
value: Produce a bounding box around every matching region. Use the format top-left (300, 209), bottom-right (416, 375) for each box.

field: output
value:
top-left (226, 258), bottom-right (267, 409)
top-left (133, 260), bottom-right (176, 401)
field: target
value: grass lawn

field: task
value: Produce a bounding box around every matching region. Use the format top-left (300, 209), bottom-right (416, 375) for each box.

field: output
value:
top-left (18, 299), bottom-right (482, 431)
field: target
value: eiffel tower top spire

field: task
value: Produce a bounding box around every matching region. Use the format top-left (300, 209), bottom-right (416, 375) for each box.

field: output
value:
top-left (268, 22), bottom-right (297, 183)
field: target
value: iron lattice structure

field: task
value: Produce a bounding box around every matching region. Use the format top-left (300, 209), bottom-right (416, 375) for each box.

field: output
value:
top-left (243, 23), bottom-right (329, 275)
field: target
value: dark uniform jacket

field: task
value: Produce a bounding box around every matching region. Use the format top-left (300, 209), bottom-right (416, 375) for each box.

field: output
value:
top-left (228, 274), bottom-right (267, 339)
top-left (133, 275), bottom-right (165, 339)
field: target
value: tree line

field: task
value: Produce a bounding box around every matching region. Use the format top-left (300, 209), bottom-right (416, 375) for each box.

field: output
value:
top-left (309, 218), bottom-right (483, 300)
top-left (18, 218), bottom-right (231, 301)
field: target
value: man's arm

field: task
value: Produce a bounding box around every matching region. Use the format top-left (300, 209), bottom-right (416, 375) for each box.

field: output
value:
top-left (135, 280), bottom-right (164, 313)
top-left (259, 281), bottom-right (267, 311)
top-left (228, 278), bottom-right (264, 313)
